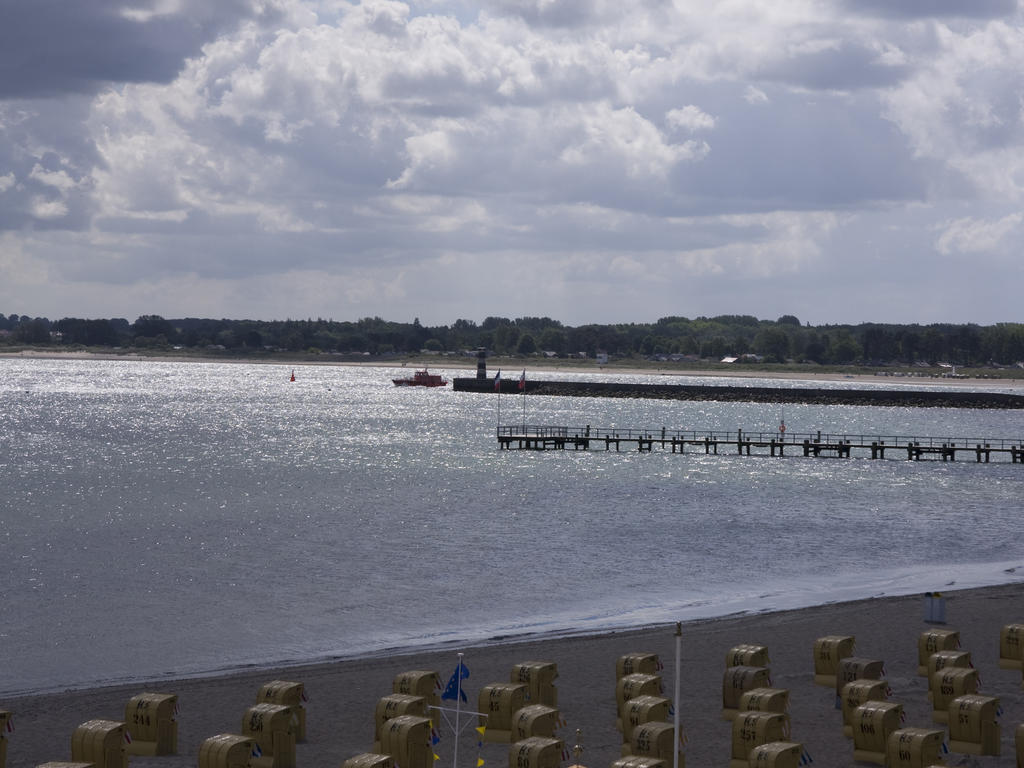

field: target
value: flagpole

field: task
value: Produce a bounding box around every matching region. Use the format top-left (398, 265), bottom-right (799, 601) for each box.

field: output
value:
top-left (673, 622), bottom-right (681, 768)
top-left (453, 652), bottom-right (463, 768)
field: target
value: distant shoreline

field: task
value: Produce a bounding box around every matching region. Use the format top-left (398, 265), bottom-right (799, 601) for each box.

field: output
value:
top-left (2, 347), bottom-right (1022, 389)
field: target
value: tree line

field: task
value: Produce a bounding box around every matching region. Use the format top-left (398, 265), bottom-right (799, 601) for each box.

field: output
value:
top-left (2, 311), bottom-right (1023, 367)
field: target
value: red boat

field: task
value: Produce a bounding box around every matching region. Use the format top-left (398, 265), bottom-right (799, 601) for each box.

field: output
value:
top-left (392, 368), bottom-right (448, 387)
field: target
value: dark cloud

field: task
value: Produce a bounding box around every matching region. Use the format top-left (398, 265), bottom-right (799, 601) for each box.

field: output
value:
top-left (0, 0), bottom-right (269, 98)
top-left (843, 0), bottom-right (1019, 19)
top-left (480, 0), bottom-right (668, 28)
top-left (670, 88), bottom-right (933, 213)
top-left (760, 41), bottom-right (910, 92)
top-left (483, 0), bottom-right (600, 28)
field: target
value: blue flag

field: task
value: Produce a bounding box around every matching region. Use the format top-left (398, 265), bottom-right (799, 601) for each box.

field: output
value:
top-left (441, 660), bottom-right (469, 702)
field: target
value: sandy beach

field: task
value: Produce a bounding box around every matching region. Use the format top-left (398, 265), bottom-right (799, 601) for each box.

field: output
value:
top-left (5, 583), bottom-right (1024, 768)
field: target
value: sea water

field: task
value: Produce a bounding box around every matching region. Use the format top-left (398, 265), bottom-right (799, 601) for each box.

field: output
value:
top-left (1, 358), bottom-right (1023, 696)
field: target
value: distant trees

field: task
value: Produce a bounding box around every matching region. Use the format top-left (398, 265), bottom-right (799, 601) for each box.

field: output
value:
top-left (13, 317), bottom-right (50, 344)
top-left (753, 327), bottom-right (790, 362)
top-left (53, 318), bottom-right (123, 346)
top-left (130, 315), bottom-right (179, 347)
top-left (516, 334), bottom-right (538, 355)
top-left (1, 308), bottom-right (1023, 366)
top-left (538, 327), bottom-right (567, 354)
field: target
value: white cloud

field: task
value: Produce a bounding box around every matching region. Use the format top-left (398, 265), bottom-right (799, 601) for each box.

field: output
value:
top-left (0, 173), bottom-right (15, 193)
top-left (558, 104), bottom-right (708, 179)
top-left (935, 212), bottom-right (1023, 255)
top-left (31, 197), bottom-right (70, 219)
top-left (388, 130), bottom-right (459, 189)
top-left (28, 164), bottom-right (81, 193)
top-left (881, 21), bottom-right (1024, 199)
top-left (386, 195), bottom-right (491, 232)
top-left (673, 211), bottom-right (840, 278)
top-left (120, 0), bottom-right (185, 23)
top-left (666, 105), bottom-right (716, 133)
top-left (743, 86), bottom-right (769, 104)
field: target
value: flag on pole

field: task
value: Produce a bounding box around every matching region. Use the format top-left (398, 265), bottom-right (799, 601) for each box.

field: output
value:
top-left (494, 369), bottom-right (501, 391)
top-left (518, 370), bottom-right (526, 390)
top-left (441, 660), bottom-right (469, 702)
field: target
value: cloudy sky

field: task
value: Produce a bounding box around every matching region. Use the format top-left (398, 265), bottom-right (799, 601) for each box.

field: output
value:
top-left (2, 0), bottom-right (1023, 326)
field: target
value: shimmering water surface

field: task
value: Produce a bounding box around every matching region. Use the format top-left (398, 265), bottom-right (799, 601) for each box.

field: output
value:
top-left (2, 358), bottom-right (1023, 696)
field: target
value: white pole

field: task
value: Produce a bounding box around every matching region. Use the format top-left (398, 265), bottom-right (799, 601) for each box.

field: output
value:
top-left (673, 622), bottom-right (681, 768)
top-left (453, 652), bottom-right (463, 768)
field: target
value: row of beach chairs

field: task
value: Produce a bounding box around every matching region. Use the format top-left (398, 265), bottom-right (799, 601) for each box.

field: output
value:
top-left (0, 681), bottom-right (306, 768)
top-left (3, 622), bottom-right (1024, 768)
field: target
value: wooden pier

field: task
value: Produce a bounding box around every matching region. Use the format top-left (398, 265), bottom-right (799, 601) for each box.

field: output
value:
top-left (497, 425), bottom-right (1024, 463)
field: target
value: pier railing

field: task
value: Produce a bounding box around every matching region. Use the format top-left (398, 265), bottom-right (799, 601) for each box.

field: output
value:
top-left (497, 425), bottom-right (1021, 450)
top-left (496, 425), bottom-right (1024, 462)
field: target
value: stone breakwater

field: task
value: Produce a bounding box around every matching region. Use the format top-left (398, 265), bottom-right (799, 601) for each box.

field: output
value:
top-left (454, 378), bottom-right (1024, 408)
